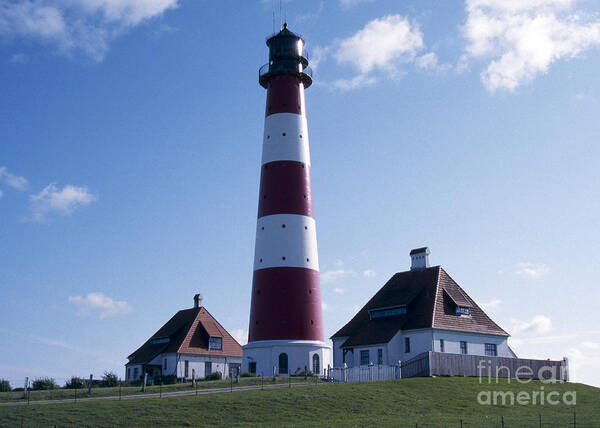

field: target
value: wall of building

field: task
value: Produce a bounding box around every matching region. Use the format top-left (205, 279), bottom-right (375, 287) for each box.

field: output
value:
top-left (175, 354), bottom-right (242, 380)
top-left (431, 330), bottom-right (516, 358)
top-left (334, 328), bottom-right (515, 368)
top-left (243, 340), bottom-right (331, 376)
top-left (332, 337), bottom-right (348, 367)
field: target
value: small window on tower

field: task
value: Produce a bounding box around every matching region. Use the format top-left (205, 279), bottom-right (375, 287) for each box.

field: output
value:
top-left (282, 132), bottom-right (286, 136)
top-left (282, 224), bottom-right (286, 228)
top-left (282, 256), bottom-right (286, 260)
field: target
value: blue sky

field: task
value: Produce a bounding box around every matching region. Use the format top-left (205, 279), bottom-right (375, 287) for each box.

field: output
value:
top-left (1, 0), bottom-right (599, 388)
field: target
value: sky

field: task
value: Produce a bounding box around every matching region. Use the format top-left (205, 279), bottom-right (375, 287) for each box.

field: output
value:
top-left (1, 0), bottom-right (599, 389)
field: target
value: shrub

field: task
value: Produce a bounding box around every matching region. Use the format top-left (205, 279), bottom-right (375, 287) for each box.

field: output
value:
top-left (0, 379), bottom-right (10, 392)
top-left (65, 376), bottom-right (86, 389)
top-left (101, 371), bottom-right (119, 388)
top-left (204, 372), bottom-right (222, 381)
top-left (240, 372), bottom-right (256, 378)
top-left (32, 378), bottom-right (58, 390)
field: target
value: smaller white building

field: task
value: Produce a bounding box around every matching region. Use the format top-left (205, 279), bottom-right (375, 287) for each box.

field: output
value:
top-left (126, 295), bottom-right (242, 381)
top-left (331, 248), bottom-right (517, 368)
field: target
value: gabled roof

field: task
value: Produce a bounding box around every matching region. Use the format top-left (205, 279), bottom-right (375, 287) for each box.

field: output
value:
top-left (127, 307), bottom-right (242, 365)
top-left (331, 266), bottom-right (508, 347)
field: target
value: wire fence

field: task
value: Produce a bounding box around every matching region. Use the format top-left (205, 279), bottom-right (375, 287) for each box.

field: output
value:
top-left (1, 378), bottom-right (598, 428)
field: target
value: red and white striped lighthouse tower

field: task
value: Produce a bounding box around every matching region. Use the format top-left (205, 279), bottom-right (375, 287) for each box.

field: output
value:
top-left (242, 24), bottom-right (331, 377)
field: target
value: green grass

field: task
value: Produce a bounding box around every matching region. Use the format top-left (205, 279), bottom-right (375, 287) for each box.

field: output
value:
top-left (0, 376), bottom-right (306, 403)
top-left (0, 378), bottom-right (598, 427)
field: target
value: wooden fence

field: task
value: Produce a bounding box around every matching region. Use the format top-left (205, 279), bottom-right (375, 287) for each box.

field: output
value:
top-left (401, 352), bottom-right (569, 381)
top-left (328, 352), bottom-right (569, 382)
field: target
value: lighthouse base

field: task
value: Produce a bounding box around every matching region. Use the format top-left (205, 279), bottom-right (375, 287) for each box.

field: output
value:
top-left (242, 340), bottom-right (331, 378)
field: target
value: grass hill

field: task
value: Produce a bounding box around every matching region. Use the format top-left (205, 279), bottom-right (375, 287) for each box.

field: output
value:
top-left (1, 377), bottom-right (598, 427)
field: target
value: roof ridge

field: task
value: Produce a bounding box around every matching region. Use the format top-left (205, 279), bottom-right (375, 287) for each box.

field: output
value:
top-left (431, 266), bottom-right (442, 328)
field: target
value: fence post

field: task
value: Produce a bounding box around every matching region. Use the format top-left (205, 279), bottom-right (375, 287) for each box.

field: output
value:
top-left (23, 377), bottom-right (28, 399)
top-left (88, 374), bottom-right (93, 395)
top-left (539, 413), bottom-right (541, 428)
top-left (230, 374), bottom-right (233, 393)
top-left (119, 382), bottom-right (121, 401)
top-left (261, 375), bottom-right (264, 390)
top-left (460, 420), bottom-right (463, 428)
top-left (142, 373), bottom-right (147, 393)
top-left (573, 409), bottom-right (576, 428)
top-left (160, 382), bottom-right (162, 398)
top-left (74, 387), bottom-right (77, 403)
top-left (195, 380), bottom-right (198, 396)
top-left (501, 415), bottom-right (504, 428)
top-left (288, 374), bottom-right (291, 388)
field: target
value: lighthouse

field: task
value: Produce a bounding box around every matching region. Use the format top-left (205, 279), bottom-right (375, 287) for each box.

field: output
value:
top-left (242, 24), bottom-right (331, 377)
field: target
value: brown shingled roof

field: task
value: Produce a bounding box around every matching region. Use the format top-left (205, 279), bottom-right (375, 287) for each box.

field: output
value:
top-left (331, 266), bottom-right (508, 348)
top-left (127, 306), bottom-right (242, 365)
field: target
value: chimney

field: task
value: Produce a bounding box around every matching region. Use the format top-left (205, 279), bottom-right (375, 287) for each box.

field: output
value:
top-left (410, 247), bottom-right (430, 270)
top-left (193, 293), bottom-right (203, 308)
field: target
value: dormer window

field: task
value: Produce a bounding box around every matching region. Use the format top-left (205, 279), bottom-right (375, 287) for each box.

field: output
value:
top-left (208, 336), bottom-right (222, 350)
top-left (150, 337), bottom-right (170, 345)
top-left (370, 306), bottom-right (407, 319)
top-left (456, 306), bottom-right (471, 316)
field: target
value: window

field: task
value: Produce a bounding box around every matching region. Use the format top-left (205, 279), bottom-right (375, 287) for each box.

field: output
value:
top-left (312, 354), bottom-right (320, 375)
top-left (150, 337), bottom-right (170, 345)
top-left (205, 362), bottom-right (212, 376)
top-left (377, 349), bottom-right (383, 365)
top-left (440, 339), bottom-right (445, 353)
top-left (404, 337), bottom-right (411, 353)
top-left (249, 362), bottom-right (256, 374)
top-left (279, 353), bottom-right (288, 374)
top-left (184, 360), bottom-right (189, 378)
top-left (163, 358), bottom-right (167, 370)
top-left (460, 341), bottom-right (468, 355)
top-left (370, 306), bottom-right (407, 319)
top-left (208, 337), bottom-right (223, 350)
top-left (456, 306), bottom-right (471, 316)
top-left (134, 367), bottom-right (139, 379)
top-left (485, 343), bottom-right (498, 357)
top-left (360, 350), bottom-right (370, 366)
top-left (127, 368), bottom-right (131, 379)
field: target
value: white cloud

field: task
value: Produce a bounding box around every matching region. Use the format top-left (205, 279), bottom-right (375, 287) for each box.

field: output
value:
top-left (415, 52), bottom-right (449, 72)
top-left (362, 269), bottom-right (376, 278)
top-left (463, 0), bottom-right (600, 92)
top-left (314, 14), bottom-right (443, 90)
top-left (0, 0), bottom-right (178, 61)
top-left (511, 315), bottom-right (553, 335)
top-left (515, 262), bottom-right (550, 279)
top-left (335, 15), bottom-right (424, 75)
top-left (321, 268), bottom-right (354, 284)
top-left (339, 0), bottom-right (375, 8)
top-left (582, 341), bottom-right (600, 350)
top-left (479, 297), bottom-right (502, 310)
top-left (333, 287), bottom-right (345, 295)
top-left (0, 166), bottom-right (28, 191)
top-left (231, 328), bottom-right (248, 346)
top-left (9, 52), bottom-right (28, 63)
top-left (68, 292), bottom-right (132, 319)
top-left (30, 183), bottom-right (96, 222)
top-left (321, 301), bottom-right (331, 312)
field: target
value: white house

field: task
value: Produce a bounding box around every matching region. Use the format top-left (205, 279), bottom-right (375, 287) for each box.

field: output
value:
top-left (126, 294), bottom-right (242, 381)
top-left (331, 248), bottom-right (516, 368)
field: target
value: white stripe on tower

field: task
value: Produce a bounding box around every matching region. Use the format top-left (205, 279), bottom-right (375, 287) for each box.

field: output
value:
top-left (261, 113), bottom-right (311, 166)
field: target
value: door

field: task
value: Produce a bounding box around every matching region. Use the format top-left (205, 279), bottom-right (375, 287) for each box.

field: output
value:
top-left (279, 353), bottom-right (288, 375)
top-left (312, 354), bottom-right (320, 375)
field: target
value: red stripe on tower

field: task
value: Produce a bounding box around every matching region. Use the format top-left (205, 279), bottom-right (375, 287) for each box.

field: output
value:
top-left (243, 24), bottom-right (330, 376)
